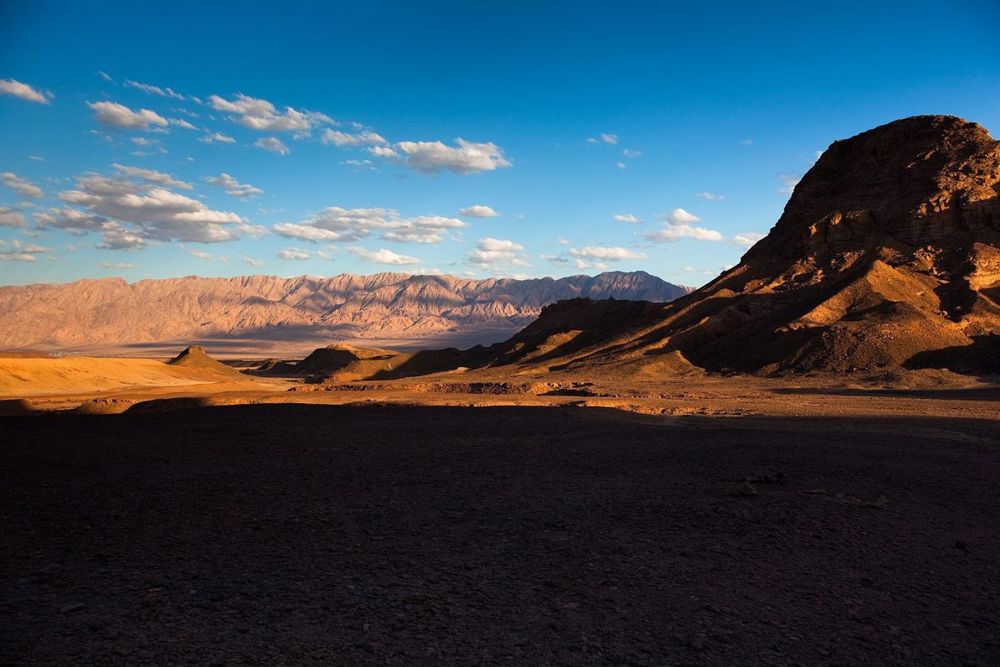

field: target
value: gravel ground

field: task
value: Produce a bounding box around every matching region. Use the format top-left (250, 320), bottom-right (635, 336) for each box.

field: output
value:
top-left (2, 404), bottom-right (999, 664)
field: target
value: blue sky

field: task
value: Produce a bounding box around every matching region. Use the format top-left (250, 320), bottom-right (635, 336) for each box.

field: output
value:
top-left (1, 0), bottom-right (998, 286)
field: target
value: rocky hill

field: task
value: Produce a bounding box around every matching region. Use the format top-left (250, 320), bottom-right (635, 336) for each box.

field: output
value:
top-left (0, 271), bottom-right (689, 353)
top-left (479, 115), bottom-right (1000, 376)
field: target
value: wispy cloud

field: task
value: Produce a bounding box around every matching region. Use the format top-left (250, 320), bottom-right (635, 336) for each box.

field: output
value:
top-left (0, 239), bottom-right (50, 262)
top-left (349, 247), bottom-right (421, 265)
top-left (199, 132), bottom-right (236, 144)
top-left (778, 173), bottom-right (800, 195)
top-left (392, 139), bottom-right (511, 174)
top-left (588, 133), bottom-right (618, 145)
top-left (733, 231), bottom-right (765, 248)
top-left (1, 172), bottom-right (43, 198)
top-left (0, 78), bottom-right (52, 104)
top-left (0, 206), bottom-right (28, 228)
top-left (459, 205), bottom-right (500, 218)
top-left (277, 248), bottom-right (310, 260)
top-left (569, 246), bottom-right (645, 261)
top-left (113, 163), bottom-right (192, 190)
top-left (321, 129), bottom-right (386, 147)
top-left (645, 208), bottom-right (725, 243)
top-left (255, 136), bottom-right (290, 155)
top-left (88, 101), bottom-right (168, 130)
top-left (207, 173), bottom-right (262, 198)
top-left (35, 171), bottom-right (260, 249)
top-left (124, 79), bottom-right (187, 101)
top-left (210, 93), bottom-right (333, 133)
top-left (466, 237), bottom-right (528, 267)
top-left (274, 207), bottom-right (466, 245)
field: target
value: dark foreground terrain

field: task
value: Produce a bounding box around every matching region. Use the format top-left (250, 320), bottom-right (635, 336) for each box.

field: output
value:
top-left (2, 405), bottom-right (999, 664)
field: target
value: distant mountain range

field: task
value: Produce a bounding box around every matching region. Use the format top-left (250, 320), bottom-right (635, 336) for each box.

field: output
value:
top-left (0, 271), bottom-right (691, 354)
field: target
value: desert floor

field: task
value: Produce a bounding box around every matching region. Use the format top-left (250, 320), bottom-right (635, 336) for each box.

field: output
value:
top-left (2, 375), bottom-right (999, 663)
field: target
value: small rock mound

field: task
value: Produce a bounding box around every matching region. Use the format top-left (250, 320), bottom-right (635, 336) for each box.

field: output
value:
top-left (166, 346), bottom-right (237, 373)
top-left (294, 344), bottom-right (397, 376)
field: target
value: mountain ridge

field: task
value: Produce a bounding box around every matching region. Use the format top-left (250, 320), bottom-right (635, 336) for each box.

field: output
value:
top-left (0, 270), bottom-right (690, 353)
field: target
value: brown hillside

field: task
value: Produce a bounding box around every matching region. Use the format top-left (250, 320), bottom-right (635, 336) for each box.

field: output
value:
top-left (484, 115), bottom-right (1000, 376)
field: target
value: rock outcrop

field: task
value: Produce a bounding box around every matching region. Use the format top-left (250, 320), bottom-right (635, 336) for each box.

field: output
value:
top-left (490, 116), bottom-right (1000, 375)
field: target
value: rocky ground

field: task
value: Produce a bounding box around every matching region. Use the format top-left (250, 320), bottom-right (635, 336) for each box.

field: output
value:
top-left (2, 402), bottom-right (999, 663)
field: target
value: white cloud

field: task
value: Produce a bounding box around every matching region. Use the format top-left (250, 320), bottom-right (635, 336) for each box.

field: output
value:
top-left (100, 261), bottom-right (137, 269)
top-left (255, 137), bottom-right (290, 155)
top-left (200, 132), bottom-right (236, 144)
top-left (342, 159), bottom-right (375, 170)
top-left (1, 172), bottom-right (43, 198)
top-left (622, 149), bottom-right (642, 158)
top-left (34, 207), bottom-right (107, 234)
top-left (0, 239), bottom-right (50, 261)
top-left (124, 80), bottom-right (186, 100)
top-left (97, 221), bottom-right (150, 250)
top-left (321, 129), bottom-right (386, 147)
top-left (369, 145), bottom-right (399, 158)
top-left (573, 258), bottom-right (608, 271)
top-left (42, 172), bottom-right (249, 248)
top-left (349, 247), bottom-right (421, 265)
top-left (459, 204), bottom-right (500, 218)
top-left (665, 208), bottom-right (701, 225)
top-left (206, 173), bottom-right (262, 198)
top-left (0, 78), bottom-right (52, 104)
top-left (393, 138), bottom-right (511, 174)
top-left (190, 249), bottom-right (213, 260)
top-left (644, 209), bottom-right (725, 243)
top-left (569, 246), bottom-right (646, 261)
top-left (733, 231), bottom-right (766, 248)
top-left (113, 164), bottom-right (192, 190)
top-left (466, 237), bottom-right (528, 267)
top-left (588, 133), bottom-right (618, 145)
top-left (97, 71), bottom-right (114, 83)
top-left (616, 162), bottom-right (626, 169)
top-left (682, 266), bottom-right (715, 275)
top-left (273, 223), bottom-right (353, 243)
top-left (241, 256), bottom-right (265, 267)
top-left (277, 248), bottom-right (310, 260)
top-left (169, 117), bottom-right (197, 130)
top-left (614, 213), bottom-right (640, 224)
top-left (0, 206), bottom-right (28, 228)
top-left (88, 101), bottom-right (168, 130)
top-left (739, 139), bottom-right (753, 146)
top-left (778, 174), bottom-right (800, 195)
top-left (695, 191), bottom-right (725, 201)
top-left (209, 93), bottom-right (333, 132)
top-left (274, 207), bottom-right (466, 245)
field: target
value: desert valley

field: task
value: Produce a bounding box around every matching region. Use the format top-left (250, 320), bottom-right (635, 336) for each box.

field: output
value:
top-left (2, 3), bottom-right (999, 662)
top-left (3, 115), bottom-right (1000, 662)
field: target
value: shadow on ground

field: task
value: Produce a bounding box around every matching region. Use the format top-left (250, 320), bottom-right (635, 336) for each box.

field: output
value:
top-left (2, 404), bottom-right (998, 663)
